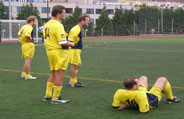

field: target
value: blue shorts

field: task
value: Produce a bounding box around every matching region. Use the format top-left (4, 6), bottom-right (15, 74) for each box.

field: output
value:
top-left (146, 93), bottom-right (158, 108)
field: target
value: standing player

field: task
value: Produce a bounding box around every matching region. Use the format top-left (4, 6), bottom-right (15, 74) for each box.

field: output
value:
top-left (68, 15), bottom-right (90, 87)
top-left (42, 5), bottom-right (74, 104)
top-left (112, 76), bottom-right (181, 113)
top-left (18, 16), bottom-right (37, 80)
top-left (38, 23), bottom-right (45, 44)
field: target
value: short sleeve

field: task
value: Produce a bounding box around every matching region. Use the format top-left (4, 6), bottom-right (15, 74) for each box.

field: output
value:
top-left (68, 27), bottom-right (80, 42)
top-left (25, 27), bottom-right (33, 38)
top-left (112, 90), bottom-right (121, 107)
top-left (55, 24), bottom-right (67, 42)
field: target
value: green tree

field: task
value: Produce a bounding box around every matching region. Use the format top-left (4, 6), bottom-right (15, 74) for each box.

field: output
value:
top-left (96, 6), bottom-right (112, 36)
top-left (0, 2), bottom-right (9, 19)
top-left (136, 6), bottom-right (161, 34)
top-left (63, 6), bottom-right (82, 32)
top-left (173, 8), bottom-right (184, 32)
top-left (17, 3), bottom-right (41, 25)
top-left (112, 7), bottom-right (124, 35)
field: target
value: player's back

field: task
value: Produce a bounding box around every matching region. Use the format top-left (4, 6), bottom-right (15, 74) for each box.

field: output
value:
top-left (18, 24), bottom-right (33, 44)
top-left (43, 20), bottom-right (66, 50)
top-left (112, 89), bottom-right (149, 112)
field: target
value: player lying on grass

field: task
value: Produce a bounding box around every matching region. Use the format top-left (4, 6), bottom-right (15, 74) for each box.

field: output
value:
top-left (112, 76), bottom-right (181, 113)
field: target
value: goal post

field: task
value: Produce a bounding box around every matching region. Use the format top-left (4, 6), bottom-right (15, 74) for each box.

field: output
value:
top-left (0, 20), bottom-right (38, 42)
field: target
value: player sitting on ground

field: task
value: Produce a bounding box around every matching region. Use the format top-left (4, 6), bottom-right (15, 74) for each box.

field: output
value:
top-left (112, 76), bottom-right (181, 113)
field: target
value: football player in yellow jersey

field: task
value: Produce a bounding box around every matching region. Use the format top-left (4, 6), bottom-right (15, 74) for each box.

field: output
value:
top-left (68, 15), bottom-right (90, 87)
top-left (42, 5), bottom-right (74, 104)
top-left (18, 16), bottom-right (37, 80)
top-left (112, 76), bottom-right (181, 113)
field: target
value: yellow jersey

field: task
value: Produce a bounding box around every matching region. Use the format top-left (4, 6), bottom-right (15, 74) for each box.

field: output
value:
top-left (68, 25), bottom-right (82, 49)
top-left (112, 89), bottom-right (150, 113)
top-left (43, 19), bottom-right (67, 50)
top-left (18, 24), bottom-right (33, 44)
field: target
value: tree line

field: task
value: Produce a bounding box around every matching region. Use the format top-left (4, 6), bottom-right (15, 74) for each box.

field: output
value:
top-left (0, 2), bottom-right (184, 36)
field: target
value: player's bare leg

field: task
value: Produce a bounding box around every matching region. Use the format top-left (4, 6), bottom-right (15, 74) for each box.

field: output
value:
top-left (23, 57), bottom-right (32, 74)
top-left (70, 64), bottom-right (85, 87)
top-left (21, 57), bottom-right (36, 80)
top-left (138, 76), bottom-right (148, 90)
top-left (153, 77), bottom-right (181, 104)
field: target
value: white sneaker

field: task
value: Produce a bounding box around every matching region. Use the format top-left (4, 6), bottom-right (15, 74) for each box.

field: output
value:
top-left (25, 75), bottom-right (37, 80)
top-left (68, 80), bottom-right (75, 87)
top-left (51, 97), bottom-right (70, 104)
top-left (21, 75), bottom-right (25, 78)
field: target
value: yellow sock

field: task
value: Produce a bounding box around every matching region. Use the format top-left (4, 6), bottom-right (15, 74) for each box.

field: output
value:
top-left (52, 86), bottom-right (62, 100)
top-left (21, 72), bottom-right (26, 76)
top-left (163, 82), bottom-right (174, 100)
top-left (45, 82), bottom-right (54, 98)
top-left (70, 77), bottom-right (77, 84)
top-left (25, 73), bottom-right (30, 78)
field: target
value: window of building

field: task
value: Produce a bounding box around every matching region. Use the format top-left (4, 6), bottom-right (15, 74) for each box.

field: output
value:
top-left (80, 8), bottom-right (82, 13)
top-left (96, 19), bottom-right (98, 23)
top-left (66, 8), bottom-right (73, 13)
top-left (96, 9), bottom-right (102, 14)
top-left (41, 7), bottom-right (50, 13)
top-left (107, 9), bottom-right (114, 14)
top-left (17, 6), bottom-right (22, 12)
top-left (86, 8), bottom-right (94, 14)
top-left (5, 6), bottom-right (12, 12)
top-left (27, 0), bottom-right (34, 2)
top-left (90, 18), bottom-right (94, 24)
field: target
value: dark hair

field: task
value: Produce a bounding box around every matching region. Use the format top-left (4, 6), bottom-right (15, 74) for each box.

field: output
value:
top-left (52, 5), bottom-right (65, 17)
top-left (27, 16), bottom-right (37, 23)
top-left (123, 77), bottom-right (137, 89)
top-left (78, 15), bottom-right (90, 23)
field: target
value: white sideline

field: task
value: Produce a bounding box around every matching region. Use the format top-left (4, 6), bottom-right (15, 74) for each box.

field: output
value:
top-left (88, 47), bottom-right (184, 53)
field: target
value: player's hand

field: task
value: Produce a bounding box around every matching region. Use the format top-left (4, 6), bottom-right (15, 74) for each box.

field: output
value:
top-left (69, 42), bottom-right (75, 47)
top-left (26, 37), bottom-right (33, 43)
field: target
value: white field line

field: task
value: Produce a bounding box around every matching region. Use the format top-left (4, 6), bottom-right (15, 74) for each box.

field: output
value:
top-left (84, 39), bottom-right (160, 43)
top-left (88, 47), bottom-right (184, 53)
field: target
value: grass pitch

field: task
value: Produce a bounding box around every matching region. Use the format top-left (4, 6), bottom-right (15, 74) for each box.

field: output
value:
top-left (0, 37), bottom-right (184, 119)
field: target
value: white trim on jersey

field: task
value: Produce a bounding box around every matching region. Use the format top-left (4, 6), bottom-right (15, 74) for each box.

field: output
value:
top-left (58, 40), bottom-right (67, 45)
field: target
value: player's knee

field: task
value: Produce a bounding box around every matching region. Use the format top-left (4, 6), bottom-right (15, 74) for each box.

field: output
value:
top-left (139, 76), bottom-right (147, 80)
top-left (70, 69), bottom-right (75, 74)
top-left (157, 77), bottom-right (168, 83)
top-left (77, 64), bottom-right (82, 68)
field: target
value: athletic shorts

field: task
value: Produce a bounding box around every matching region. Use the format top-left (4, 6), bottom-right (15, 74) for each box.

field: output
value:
top-left (46, 49), bottom-right (69, 71)
top-left (69, 49), bottom-right (81, 65)
top-left (149, 86), bottom-right (164, 102)
top-left (138, 86), bottom-right (163, 108)
top-left (21, 42), bottom-right (35, 59)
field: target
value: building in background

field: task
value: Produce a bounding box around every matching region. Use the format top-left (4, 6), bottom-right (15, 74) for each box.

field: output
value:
top-left (1, 0), bottom-right (184, 25)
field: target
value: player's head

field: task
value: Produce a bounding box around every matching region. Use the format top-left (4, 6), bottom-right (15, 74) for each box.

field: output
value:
top-left (123, 77), bottom-right (139, 90)
top-left (27, 16), bottom-right (37, 25)
top-left (52, 5), bottom-right (66, 20)
top-left (78, 15), bottom-right (90, 27)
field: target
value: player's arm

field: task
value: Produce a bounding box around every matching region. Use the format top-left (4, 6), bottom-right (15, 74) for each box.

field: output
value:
top-left (113, 104), bottom-right (129, 111)
top-left (25, 28), bottom-right (33, 42)
top-left (112, 90), bottom-right (128, 111)
top-left (56, 26), bottom-right (74, 47)
top-left (68, 28), bottom-right (80, 44)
